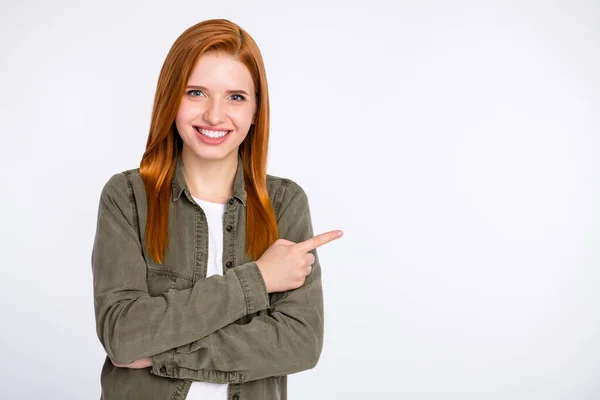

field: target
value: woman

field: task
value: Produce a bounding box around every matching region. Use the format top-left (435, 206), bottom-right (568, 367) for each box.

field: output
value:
top-left (91, 18), bottom-right (343, 400)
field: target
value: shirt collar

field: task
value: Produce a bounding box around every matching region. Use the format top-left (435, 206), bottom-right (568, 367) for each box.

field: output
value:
top-left (171, 151), bottom-right (247, 207)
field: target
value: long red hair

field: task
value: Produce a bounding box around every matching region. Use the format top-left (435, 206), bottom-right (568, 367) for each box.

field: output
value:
top-left (139, 19), bottom-right (278, 264)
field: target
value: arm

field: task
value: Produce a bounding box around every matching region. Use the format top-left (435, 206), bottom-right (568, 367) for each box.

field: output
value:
top-left (92, 172), bottom-right (270, 365)
top-left (150, 182), bottom-right (324, 384)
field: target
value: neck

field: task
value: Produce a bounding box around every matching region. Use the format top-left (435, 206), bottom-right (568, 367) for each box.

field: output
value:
top-left (181, 147), bottom-right (237, 204)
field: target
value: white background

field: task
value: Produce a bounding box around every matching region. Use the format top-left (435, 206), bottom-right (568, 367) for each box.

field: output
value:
top-left (0, 0), bottom-right (598, 399)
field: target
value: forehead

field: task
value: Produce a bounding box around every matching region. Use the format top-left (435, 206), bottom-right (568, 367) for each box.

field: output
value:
top-left (187, 52), bottom-right (254, 92)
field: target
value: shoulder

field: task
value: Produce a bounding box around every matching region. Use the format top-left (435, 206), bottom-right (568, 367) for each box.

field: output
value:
top-left (97, 168), bottom-right (142, 215)
top-left (267, 173), bottom-right (306, 196)
top-left (266, 173), bottom-right (311, 219)
top-left (95, 168), bottom-right (143, 228)
top-left (100, 168), bottom-right (141, 197)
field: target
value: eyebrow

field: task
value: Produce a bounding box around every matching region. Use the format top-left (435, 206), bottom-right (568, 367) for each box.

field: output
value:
top-left (186, 85), bottom-right (250, 96)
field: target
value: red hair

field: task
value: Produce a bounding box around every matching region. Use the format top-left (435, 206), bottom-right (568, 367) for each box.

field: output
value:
top-left (139, 19), bottom-right (278, 264)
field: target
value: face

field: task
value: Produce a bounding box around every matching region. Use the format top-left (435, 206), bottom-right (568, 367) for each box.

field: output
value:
top-left (175, 51), bottom-right (257, 163)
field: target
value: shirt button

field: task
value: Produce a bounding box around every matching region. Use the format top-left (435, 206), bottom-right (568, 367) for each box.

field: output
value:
top-left (228, 198), bottom-right (234, 205)
top-left (226, 225), bottom-right (233, 232)
top-left (159, 365), bottom-right (166, 374)
top-left (232, 394), bottom-right (240, 400)
top-left (226, 261), bottom-right (232, 268)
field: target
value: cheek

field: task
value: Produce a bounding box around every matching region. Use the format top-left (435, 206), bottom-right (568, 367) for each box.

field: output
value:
top-left (176, 102), bottom-right (200, 122)
top-left (175, 109), bottom-right (196, 136)
top-left (232, 108), bottom-right (255, 126)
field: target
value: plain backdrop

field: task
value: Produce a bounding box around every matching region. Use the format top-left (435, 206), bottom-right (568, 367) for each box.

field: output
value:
top-left (0, 0), bottom-right (598, 399)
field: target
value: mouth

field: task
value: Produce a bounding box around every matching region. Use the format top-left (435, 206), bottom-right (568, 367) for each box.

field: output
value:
top-left (194, 126), bottom-right (232, 138)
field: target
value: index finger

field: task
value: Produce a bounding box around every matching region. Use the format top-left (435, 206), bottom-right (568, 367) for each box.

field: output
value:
top-left (294, 230), bottom-right (343, 253)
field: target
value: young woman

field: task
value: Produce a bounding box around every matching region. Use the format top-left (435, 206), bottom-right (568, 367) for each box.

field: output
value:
top-left (91, 18), bottom-right (343, 400)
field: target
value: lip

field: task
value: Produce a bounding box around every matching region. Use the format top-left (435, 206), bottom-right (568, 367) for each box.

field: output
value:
top-left (194, 126), bottom-right (231, 145)
top-left (193, 125), bottom-right (232, 132)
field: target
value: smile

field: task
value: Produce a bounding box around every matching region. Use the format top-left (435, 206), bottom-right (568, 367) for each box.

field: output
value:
top-left (194, 126), bottom-right (231, 138)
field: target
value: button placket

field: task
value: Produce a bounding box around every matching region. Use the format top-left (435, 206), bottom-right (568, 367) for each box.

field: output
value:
top-left (193, 205), bottom-right (209, 282)
top-left (223, 198), bottom-right (236, 273)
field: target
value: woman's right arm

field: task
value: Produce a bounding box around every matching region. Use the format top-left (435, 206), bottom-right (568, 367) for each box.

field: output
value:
top-left (91, 173), bottom-right (270, 366)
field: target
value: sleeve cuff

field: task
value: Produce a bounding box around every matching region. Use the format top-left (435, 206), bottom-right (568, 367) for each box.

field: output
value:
top-left (151, 349), bottom-right (176, 378)
top-left (152, 349), bottom-right (247, 383)
top-left (233, 261), bottom-right (270, 314)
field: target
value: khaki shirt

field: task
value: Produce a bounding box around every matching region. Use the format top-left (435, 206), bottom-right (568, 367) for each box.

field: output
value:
top-left (91, 151), bottom-right (323, 399)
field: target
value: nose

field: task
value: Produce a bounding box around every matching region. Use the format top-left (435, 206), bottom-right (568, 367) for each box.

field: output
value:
top-left (203, 97), bottom-right (226, 125)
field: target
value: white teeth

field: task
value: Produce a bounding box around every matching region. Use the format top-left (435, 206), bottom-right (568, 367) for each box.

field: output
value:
top-left (196, 127), bottom-right (230, 138)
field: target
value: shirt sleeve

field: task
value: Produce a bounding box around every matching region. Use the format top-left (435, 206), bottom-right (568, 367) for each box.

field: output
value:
top-left (150, 181), bottom-right (325, 384)
top-left (91, 172), bottom-right (270, 366)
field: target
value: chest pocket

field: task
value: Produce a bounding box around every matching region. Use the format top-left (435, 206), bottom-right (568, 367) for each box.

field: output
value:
top-left (146, 270), bottom-right (175, 296)
top-left (146, 269), bottom-right (194, 296)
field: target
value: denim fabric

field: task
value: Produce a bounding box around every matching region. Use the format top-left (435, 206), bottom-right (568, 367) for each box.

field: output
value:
top-left (91, 151), bottom-right (323, 400)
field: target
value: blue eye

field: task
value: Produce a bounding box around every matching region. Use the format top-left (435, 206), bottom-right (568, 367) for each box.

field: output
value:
top-left (186, 90), bottom-right (245, 101)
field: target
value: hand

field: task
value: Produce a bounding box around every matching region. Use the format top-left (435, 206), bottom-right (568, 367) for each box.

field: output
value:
top-left (256, 229), bottom-right (343, 293)
top-left (111, 357), bottom-right (152, 369)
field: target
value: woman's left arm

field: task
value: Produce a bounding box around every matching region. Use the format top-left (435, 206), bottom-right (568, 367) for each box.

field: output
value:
top-left (136, 184), bottom-right (326, 383)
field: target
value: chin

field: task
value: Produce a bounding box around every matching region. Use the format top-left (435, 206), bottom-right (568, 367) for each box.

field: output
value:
top-left (185, 144), bottom-right (237, 161)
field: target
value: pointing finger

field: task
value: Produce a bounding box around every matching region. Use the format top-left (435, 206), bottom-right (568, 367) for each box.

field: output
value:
top-left (294, 230), bottom-right (343, 253)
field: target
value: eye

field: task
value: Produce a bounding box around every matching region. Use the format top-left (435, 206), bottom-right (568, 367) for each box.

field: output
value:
top-left (187, 90), bottom-right (205, 97)
top-left (230, 94), bottom-right (246, 101)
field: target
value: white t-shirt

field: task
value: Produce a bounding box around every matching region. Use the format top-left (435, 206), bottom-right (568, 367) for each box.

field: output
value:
top-left (185, 196), bottom-right (229, 400)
